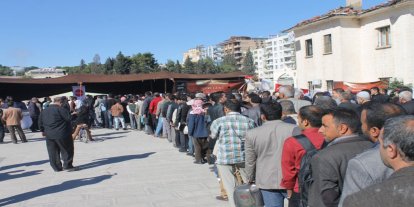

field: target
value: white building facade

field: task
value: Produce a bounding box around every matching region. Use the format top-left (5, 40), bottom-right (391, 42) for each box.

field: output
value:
top-left (290, 0), bottom-right (414, 91)
top-left (255, 32), bottom-right (297, 85)
top-left (25, 68), bottom-right (67, 79)
top-left (201, 45), bottom-right (223, 65)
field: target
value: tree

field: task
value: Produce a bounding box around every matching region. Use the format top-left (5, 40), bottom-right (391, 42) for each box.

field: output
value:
top-left (0, 65), bottom-right (13, 76)
top-left (104, 57), bottom-right (115, 74)
top-left (175, 60), bottom-right (182, 73)
top-left (90, 54), bottom-right (102, 74)
top-left (389, 78), bottom-right (413, 91)
top-left (242, 49), bottom-right (256, 75)
top-left (130, 52), bottom-right (159, 73)
top-left (165, 60), bottom-right (176, 72)
top-left (80, 59), bottom-right (87, 71)
top-left (204, 57), bottom-right (217, 74)
top-left (219, 54), bottom-right (238, 72)
top-left (183, 57), bottom-right (195, 74)
top-left (113, 52), bottom-right (131, 74)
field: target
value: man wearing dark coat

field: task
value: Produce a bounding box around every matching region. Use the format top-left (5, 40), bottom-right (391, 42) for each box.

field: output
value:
top-left (343, 115), bottom-right (414, 207)
top-left (39, 97), bottom-right (76, 172)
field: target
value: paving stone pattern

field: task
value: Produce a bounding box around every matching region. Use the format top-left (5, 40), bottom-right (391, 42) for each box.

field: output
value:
top-left (0, 129), bottom-right (229, 207)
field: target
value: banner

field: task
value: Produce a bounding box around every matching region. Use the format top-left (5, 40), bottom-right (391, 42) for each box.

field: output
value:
top-left (72, 86), bottom-right (86, 100)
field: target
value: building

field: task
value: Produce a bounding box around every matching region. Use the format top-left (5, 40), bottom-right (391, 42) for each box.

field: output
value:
top-left (183, 46), bottom-right (203, 63)
top-left (220, 36), bottom-right (267, 68)
top-left (253, 48), bottom-right (267, 78)
top-left (201, 45), bottom-right (223, 65)
top-left (264, 32), bottom-right (296, 85)
top-left (25, 68), bottom-right (67, 79)
top-left (287, 0), bottom-right (414, 92)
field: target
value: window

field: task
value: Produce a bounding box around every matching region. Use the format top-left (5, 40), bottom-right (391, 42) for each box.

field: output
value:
top-left (305, 39), bottom-right (313, 57)
top-left (324, 34), bottom-right (332, 54)
top-left (377, 26), bottom-right (391, 47)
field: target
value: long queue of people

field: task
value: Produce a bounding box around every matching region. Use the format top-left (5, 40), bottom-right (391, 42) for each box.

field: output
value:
top-left (1, 85), bottom-right (414, 207)
top-left (105, 85), bottom-right (413, 207)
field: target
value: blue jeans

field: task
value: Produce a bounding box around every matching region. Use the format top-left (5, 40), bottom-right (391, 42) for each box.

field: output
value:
top-left (188, 135), bottom-right (194, 154)
top-left (155, 116), bottom-right (163, 136)
top-left (260, 189), bottom-right (287, 207)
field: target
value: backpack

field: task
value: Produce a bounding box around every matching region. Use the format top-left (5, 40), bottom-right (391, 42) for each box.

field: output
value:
top-left (294, 134), bottom-right (323, 207)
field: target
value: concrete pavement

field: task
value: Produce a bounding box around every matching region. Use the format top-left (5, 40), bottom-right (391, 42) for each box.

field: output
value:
top-left (0, 128), bottom-right (228, 207)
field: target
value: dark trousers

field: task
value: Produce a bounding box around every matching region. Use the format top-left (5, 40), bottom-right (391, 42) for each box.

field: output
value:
top-left (101, 111), bottom-right (108, 128)
top-left (151, 114), bottom-right (157, 132)
top-left (7, 125), bottom-right (27, 143)
top-left (193, 137), bottom-right (210, 162)
top-left (30, 116), bottom-right (39, 131)
top-left (288, 192), bottom-right (301, 207)
top-left (0, 123), bottom-right (5, 142)
top-left (174, 129), bottom-right (180, 147)
top-left (179, 131), bottom-right (189, 151)
top-left (46, 138), bottom-right (74, 171)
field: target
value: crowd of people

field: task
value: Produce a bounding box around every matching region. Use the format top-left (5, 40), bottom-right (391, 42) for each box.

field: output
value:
top-left (1, 85), bottom-right (414, 207)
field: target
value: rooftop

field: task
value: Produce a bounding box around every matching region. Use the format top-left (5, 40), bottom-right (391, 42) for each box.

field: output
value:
top-left (286, 0), bottom-right (411, 31)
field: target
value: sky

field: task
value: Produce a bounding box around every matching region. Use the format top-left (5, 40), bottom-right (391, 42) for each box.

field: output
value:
top-left (0, 0), bottom-right (385, 68)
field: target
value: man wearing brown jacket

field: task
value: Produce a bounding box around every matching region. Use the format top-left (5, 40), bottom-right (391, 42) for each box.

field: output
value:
top-left (111, 99), bottom-right (126, 130)
top-left (2, 101), bottom-right (27, 144)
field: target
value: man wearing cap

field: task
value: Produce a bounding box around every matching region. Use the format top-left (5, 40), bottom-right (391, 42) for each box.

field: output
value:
top-left (356, 91), bottom-right (371, 105)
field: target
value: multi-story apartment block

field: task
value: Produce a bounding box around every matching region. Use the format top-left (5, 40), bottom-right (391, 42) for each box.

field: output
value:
top-left (220, 36), bottom-right (267, 68)
top-left (253, 48), bottom-right (267, 78)
top-left (261, 32), bottom-right (297, 85)
top-left (183, 46), bottom-right (203, 63)
top-left (287, 0), bottom-right (414, 91)
top-left (201, 45), bottom-right (223, 65)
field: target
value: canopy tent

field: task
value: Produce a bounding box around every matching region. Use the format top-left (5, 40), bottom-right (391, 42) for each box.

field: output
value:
top-left (0, 71), bottom-right (246, 100)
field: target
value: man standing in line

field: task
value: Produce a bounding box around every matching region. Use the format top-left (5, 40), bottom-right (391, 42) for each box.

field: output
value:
top-left (343, 115), bottom-right (414, 207)
top-left (149, 92), bottom-right (162, 137)
top-left (338, 102), bottom-right (405, 206)
top-left (399, 90), bottom-right (414, 115)
top-left (308, 108), bottom-right (372, 207)
top-left (242, 93), bottom-right (262, 127)
top-left (142, 91), bottom-right (154, 134)
top-left (245, 102), bottom-right (299, 207)
top-left (28, 97), bottom-right (42, 132)
top-left (278, 85), bottom-right (311, 113)
top-left (39, 97), bottom-right (76, 172)
top-left (281, 105), bottom-right (327, 207)
top-left (105, 94), bottom-right (116, 129)
top-left (2, 101), bottom-right (27, 144)
top-left (210, 99), bottom-right (255, 207)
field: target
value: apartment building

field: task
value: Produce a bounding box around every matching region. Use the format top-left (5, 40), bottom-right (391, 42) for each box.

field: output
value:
top-left (220, 36), bottom-right (266, 68)
top-left (287, 0), bottom-right (414, 91)
top-left (183, 46), bottom-right (203, 63)
top-left (201, 45), bottom-right (223, 65)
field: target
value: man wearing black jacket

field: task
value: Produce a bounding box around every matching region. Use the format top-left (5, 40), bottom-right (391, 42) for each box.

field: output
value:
top-left (39, 97), bottom-right (76, 172)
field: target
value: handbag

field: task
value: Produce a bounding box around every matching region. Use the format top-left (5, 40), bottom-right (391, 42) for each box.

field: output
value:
top-left (183, 126), bottom-right (188, 135)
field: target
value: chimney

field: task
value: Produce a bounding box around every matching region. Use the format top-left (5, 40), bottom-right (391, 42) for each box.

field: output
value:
top-left (346, 0), bottom-right (362, 10)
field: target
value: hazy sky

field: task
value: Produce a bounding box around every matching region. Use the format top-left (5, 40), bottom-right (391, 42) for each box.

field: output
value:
top-left (0, 0), bottom-right (385, 67)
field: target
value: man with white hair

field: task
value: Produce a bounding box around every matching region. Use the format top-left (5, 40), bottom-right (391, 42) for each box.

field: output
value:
top-left (356, 91), bottom-right (371, 105)
top-left (399, 90), bottom-right (414, 115)
top-left (278, 85), bottom-right (311, 113)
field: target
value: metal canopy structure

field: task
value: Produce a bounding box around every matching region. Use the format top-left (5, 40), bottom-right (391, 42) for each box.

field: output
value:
top-left (0, 71), bottom-right (246, 100)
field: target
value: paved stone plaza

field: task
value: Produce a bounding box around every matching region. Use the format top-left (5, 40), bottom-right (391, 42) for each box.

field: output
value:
top-left (0, 128), bottom-right (228, 207)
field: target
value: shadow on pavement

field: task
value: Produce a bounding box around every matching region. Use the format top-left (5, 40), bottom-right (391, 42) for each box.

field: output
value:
top-left (0, 170), bottom-right (43, 181)
top-left (0, 160), bottom-right (49, 171)
top-left (77, 152), bottom-right (156, 170)
top-left (0, 174), bottom-right (114, 206)
top-left (93, 131), bottom-right (129, 137)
